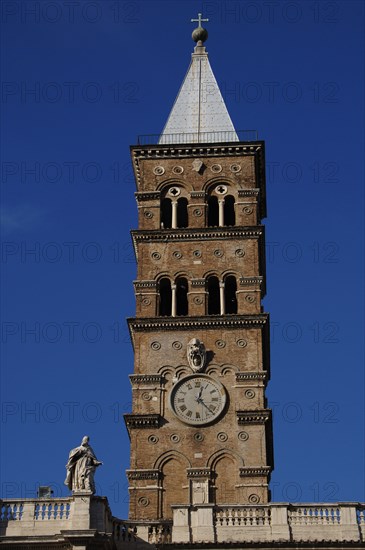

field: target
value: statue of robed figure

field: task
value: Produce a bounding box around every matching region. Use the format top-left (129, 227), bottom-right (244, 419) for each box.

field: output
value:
top-left (64, 436), bottom-right (102, 494)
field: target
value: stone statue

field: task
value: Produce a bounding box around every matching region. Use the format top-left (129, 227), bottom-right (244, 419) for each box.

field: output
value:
top-left (64, 436), bottom-right (102, 494)
top-left (187, 338), bottom-right (206, 372)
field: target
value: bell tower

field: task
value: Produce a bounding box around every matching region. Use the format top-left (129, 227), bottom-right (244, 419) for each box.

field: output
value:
top-left (125, 16), bottom-right (273, 522)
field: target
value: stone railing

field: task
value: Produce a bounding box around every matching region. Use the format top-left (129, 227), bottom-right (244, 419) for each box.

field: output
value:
top-left (1, 497), bottom-right (364, 546)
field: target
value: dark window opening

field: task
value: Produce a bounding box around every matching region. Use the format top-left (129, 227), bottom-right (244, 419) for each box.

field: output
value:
top-left (159, 278), bottom-right (172, 316)
top-left (224, 275), bottom-right (237, 314)
top-left (161, 198), bottom-right (172, 229)
top-left (207, 195), bottom-right (219, 227)
top-left (177, 198), bottom-right (188, 228)
top-left (224, 195), bottom-right (235, 226)
top-left (207, 276), bottom-right (220, 315)
top-left (176, 277), bottom-right (188, 316)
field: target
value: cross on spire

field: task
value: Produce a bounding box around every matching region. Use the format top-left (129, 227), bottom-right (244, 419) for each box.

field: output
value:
top-left (191, 13), bottom-right (209, 28)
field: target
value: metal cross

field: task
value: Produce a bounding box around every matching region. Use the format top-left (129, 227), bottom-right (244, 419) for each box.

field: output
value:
top-left (191, 13), bottom-right (209, 27)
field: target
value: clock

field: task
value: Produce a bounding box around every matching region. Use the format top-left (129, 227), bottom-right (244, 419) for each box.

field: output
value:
top-left (169, 374), bottom-right (227, 426)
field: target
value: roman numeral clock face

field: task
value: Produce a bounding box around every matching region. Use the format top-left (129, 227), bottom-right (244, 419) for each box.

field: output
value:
top-left (170, 374), bottom-right (227, 426)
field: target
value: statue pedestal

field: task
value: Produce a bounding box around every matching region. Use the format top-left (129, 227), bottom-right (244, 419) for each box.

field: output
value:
top-left (70, 492), bottom-right (92, 530)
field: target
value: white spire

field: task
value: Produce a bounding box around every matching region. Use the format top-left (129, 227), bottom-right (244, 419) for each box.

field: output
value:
top-left (159, 22), bottom-right (238, 145)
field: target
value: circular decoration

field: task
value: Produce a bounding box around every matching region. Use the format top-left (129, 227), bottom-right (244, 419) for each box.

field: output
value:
top-left (138, 497), bottom-right (150, 507)
top-left (245, 389), bottom-right (255, 399)
top-left (170, 434), bottom-right (180, 443)
top-left (168, 186), bottom-right (180, 197)
top-left (153, 166), bottom-right (165, 176)
top-left (172, 165), bottom-right (184, 175)
top-left (215, 340), bottom-right (226, 349)
top-left (214, 249), bottom-right (223, 258)
top-left (230, 163), bottom-right (241, 173)
top-left (238, 431), bottom-right (249, 441)
top-left (245, 294), bottom-right (255, 303)
top-left (194, 433), bottom-right (204, 442)
top-left (151, 252), bottom-right (161, 260)
top-left (173, 251), bottom-right (182, 259)
top-left (248, 494), bottom-right (260, 504)
top-left (144, 210), bottom-right (153, 219)
top-left (193, 296), bottom-right (203, 305)
top-left (193, 250), bottom-right (202, 258)
top-left (172, 341), bottom-right (182, 350)
top-left (193, 208), bottom-right (203, 217)
top-left (211, 164), bottom-right (222, 173)
top-left (151, 341), bottom-right (161, 351)
top-left (215, 184), bottom-right (227, 195)
top-left (237, 339), bottom-right (247, 348)
top-left (142, 298), bottom-right (151, 306)
top-left (148, 435), bottom-right (159, 444)
top-left (170, 374), bottom-right (227, 426)
top-left (243, 206), bottom-right (253, 214)
top-left (142, 392), bottom-right (152, 401)
top-left (235, 249), bottom-right (245, 258)
top-left (217, 432), bottom-right (228, 442)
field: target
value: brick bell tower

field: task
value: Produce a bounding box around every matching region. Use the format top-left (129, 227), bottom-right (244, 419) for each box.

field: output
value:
top-left (125, 15), bottom-right (273, 523)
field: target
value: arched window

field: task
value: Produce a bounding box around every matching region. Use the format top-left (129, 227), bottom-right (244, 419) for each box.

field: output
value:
top-left (177, 198), bottom-right (188, 228)
top-left (207, 195), bottom-right (219, 227)
top-left (224, 275), bottom-right (237, 314)
top-left (159, 278), bottom-right (172, 316)
top-left (176, 277), bottom-right (188, 316)
top-left (161, 198), bottom-right (172, 229)
top-left (224, 195), bottom-right (235, 226)
top-left (207, 276), bottom-right (220, 315)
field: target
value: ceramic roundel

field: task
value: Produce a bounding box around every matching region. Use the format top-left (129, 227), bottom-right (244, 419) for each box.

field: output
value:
top-left (170, 374), bottom-right (227, 426)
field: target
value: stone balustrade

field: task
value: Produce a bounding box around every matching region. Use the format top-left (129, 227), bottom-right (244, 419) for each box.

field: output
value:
top-left (1, 496), bottom-right (364, 547)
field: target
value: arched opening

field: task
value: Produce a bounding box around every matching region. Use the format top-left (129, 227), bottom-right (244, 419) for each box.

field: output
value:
top-left (213, 456), bottom-right (237, 504)
top-left (224, 195), bottom-right (235, 226)
top-left (161, 457), bottom-right (189, 519)
top-left (161, 198), bottom-right (172, 229)
top-left (207, 195), bottom-right (219, 227)
top-left (159, 278), bottom-right (172, 316)
top-left (207, 276), bottom-right (220, 315)
top-left (177, 198), bottom-right (188, 228)
top-left (224, 275), bottom-right (237, 314)
top-left (176, 277), bottom-right (188, 316)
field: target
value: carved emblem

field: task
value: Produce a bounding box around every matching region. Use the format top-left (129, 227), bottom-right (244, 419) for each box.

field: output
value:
top-left (187, 338), bottom-right (206, 372)
top-left (192, 159), bottom-right (204, 173)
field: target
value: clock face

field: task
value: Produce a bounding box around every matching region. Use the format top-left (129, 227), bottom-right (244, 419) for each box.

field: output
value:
top-left (169, 374), bottom-right (227, 426)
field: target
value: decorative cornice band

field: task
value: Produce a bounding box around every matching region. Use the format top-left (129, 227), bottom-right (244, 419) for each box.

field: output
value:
top-left (238, 189), bottom-right (260, 197)
top-left (190, 191), bottom-right (206, 199)
top-left (239, 467), bottom-right (272, 477)
top-left (131, 227), bottom-right (264, 244)
top-left (236, 372), bottom-right (268, 382)
top-left (126, 469), bottom-right (160, 480)
top-left (124, 414), bottom-right (161, 429)
top-left (132, 143), bottom-right (263, 160)
top-left (128, 315), bottom-right (268, 338)
top-left (129, 374), bottom-right (164, 385)
top-left (191, 279), bottom-right (206, 287)
top-left (187, 468), bottom-right (211, 478)
top-left (237, 409), bottom-right (272, 425)
top-left (134, 280), bottom-right (158, 290)
top-left (239, 277), bottom-right (263, 287)
top-left (135, 191), bottom-right (160, 201)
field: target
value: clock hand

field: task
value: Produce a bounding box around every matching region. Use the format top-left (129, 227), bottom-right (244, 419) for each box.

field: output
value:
top-left (195, 387), bottom-right (203, 401)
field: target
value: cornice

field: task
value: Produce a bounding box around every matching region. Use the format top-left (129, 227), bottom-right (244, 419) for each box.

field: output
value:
top-left (133, 280), bottom-right (158, 290)
top-left (237, 409), bottom-right (272, 425)
top-left (126, 469), bottom-right (160, 480)
top-left (128, 314), bottom-right (268, 348)
top-left (187, 468), bottom-right (211, 478)
top-left (238, 188), bottom-right (260, 197)
top-left (235, 372), bottom-right (268, 382)
top-left (239, 277), bottom-right (263, 287)
top-left (129, 374), bottom-right (164, 385)
top-left (123, 414), bottom-right (161, 430)
top-left (135, 191), bottom-right (161, 202)
top-left (239, 467), bottom-right (272, 477)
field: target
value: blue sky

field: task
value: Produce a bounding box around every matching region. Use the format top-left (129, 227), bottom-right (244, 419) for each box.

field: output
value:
top-left (1, 0), bottom-right (364, 517)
